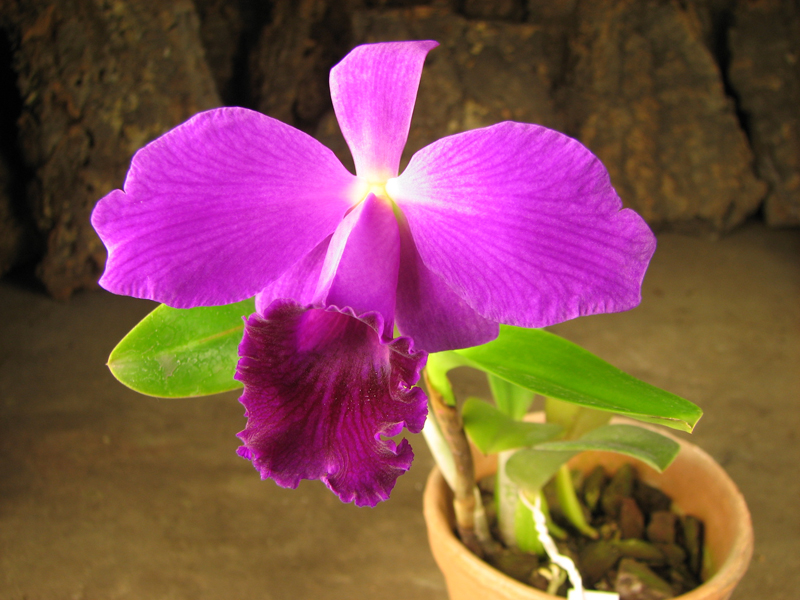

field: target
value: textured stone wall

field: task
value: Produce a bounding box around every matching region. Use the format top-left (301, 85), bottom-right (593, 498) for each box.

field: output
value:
top-left (563, 0), bottom-right (766, 231)
top-left (2, 0), bottom-right (220, 298)
top-left (729, 0), bottom-right (800, 226)
top-left (1, 0), bottom-right (797, 298)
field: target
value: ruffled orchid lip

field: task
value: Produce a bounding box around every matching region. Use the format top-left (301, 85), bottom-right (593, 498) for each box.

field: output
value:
top-left (235, 299), bottom-right (427, 507)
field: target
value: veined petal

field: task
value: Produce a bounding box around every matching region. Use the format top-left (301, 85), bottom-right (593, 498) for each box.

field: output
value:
top-left (314, 194), bottom-right (401, 339)
top-left (235, 301), bottom-right (428, 507)
top-left (330, 41), bottom-right (438, 182)
top-left (255, 236), bottom-right (330, 314)
top-left (91, 107), bottom-right (365, 308)
top-left (388, 122), bottom-right (657, 328)
top-left (395, 211), bottom-right (498, 352)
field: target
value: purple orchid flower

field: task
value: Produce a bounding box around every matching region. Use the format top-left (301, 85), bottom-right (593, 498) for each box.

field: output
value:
top-left (91, 41), bottom-right (656, 507)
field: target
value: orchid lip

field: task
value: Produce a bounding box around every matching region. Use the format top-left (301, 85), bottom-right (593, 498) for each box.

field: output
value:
top-left (235, 300), bottom-right (428, 507)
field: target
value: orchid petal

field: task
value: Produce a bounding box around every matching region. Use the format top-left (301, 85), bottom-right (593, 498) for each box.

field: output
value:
top-left (91, 107), bottom-right (365, 308)
top-left (330, 41), bottom-right (438, 182)
top-left (315, 194), bottom-right (401, 338)
top-left (235, 301), bottom-right (427, 507)
top-left (388, 122), bottom-right (657, 328)
top-left (395, 212), bottom-right (498, 352)
top-left (254, 235), bottom-right (331, 315)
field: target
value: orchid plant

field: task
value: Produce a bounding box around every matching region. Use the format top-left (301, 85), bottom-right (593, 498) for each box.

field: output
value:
top-left (92, 40), bottom-right (702, 590)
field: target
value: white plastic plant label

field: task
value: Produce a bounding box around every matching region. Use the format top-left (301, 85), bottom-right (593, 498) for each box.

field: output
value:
top-left (521, 490), bottom-right (621, 600)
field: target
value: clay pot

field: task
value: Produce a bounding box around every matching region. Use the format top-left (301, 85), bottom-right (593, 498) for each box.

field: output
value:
top-left (423, 420), bottom-right (753, 600)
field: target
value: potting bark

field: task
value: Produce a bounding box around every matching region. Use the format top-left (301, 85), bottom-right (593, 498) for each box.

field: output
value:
top-left (475, 465), bottom-right (704, 599)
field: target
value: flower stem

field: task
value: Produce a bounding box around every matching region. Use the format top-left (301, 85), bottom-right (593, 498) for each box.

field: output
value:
top-left (423, 369), bottom-right (484, 558)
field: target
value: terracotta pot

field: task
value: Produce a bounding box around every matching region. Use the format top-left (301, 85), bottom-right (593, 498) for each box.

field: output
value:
top-left (423, 419), bottom-right (753, 600)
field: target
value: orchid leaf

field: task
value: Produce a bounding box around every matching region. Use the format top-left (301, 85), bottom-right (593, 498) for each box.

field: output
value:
top-left (462, 398), bottom-right (562, 454)
top-left (488, 373), bottom-right (535, 420)
top-left (506, 448), bottom-right (577, 493)
top-left (424, 350), bottom-right (470, 406)
top-left (514, 495), bottom-right (544, 554)
top-left (108, 298), bottom-right (255, 397)
top-left (555, 464), bottom-right (597, 538)
top-left (535, 424), bottom-right (680, 473)
top-left (506, 424), bottom-right (680, 495)
top-left (455, 325), bottom-right (702, 432)
top-left (545, 398), bottom-right (612, 440)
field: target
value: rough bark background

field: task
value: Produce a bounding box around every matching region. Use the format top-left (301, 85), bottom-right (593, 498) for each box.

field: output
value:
top-left (0, 0), bottom-right (797, 299)
top-left (1, 0), bottom-right (220, 299)
top-left (562, 0), bottom-right (766, 231)
top-left (729, 0), bottom-right (800, 227)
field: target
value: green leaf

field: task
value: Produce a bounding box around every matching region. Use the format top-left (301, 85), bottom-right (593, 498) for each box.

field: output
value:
top-left (488, 373), bottom-right (535, 420)
top-left (462, 398), bottom-right (563, 454)
top-left (107, 298), bottom-right (255, 397)
top-left (534, 424), bottom-right (680, 472)
top-left (506, 448), bottom-right (577, 493)
top-left (505, 424), bottom-right (681, 495)
top-left (455, 325), bottom-right (702, 432)
top-left (514, 495), bottom-right (545, 555)
top-left (555, 464), bottom-right (597, 538)
top-left (545, 398), bottom-right (612, 440)
top-left (425, 350), bottom-right (471, 406)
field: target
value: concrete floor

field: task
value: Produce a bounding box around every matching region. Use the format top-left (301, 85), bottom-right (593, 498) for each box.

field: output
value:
top-left (0, 222), bottom-right (797, 600)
